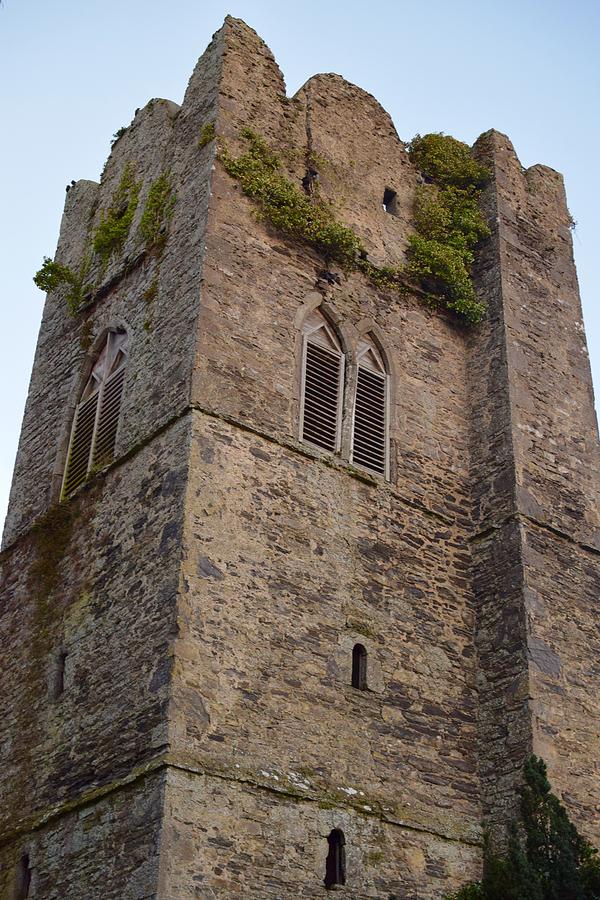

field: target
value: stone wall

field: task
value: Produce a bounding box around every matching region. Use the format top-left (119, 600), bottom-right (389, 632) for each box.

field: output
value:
top-left (0, 773), bottom-right (164, 900)
top-left (157, 768), bottom-right (479, 899)
top-left (0, 416), bottom-right (188, 842)
top-left (469, 129), bottom-right (600, 846)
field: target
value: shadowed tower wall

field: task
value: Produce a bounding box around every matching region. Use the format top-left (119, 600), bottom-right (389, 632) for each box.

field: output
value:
top-left (1, 17), bottom-right (598, 900)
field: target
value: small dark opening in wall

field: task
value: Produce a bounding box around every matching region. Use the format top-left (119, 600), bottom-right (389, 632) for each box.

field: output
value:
top-left (351, 643), bottom-right (368, 690)
top-left (55, 651), bottom-right (68, 698)
top-left (16, 853), bottom-right (32, 899)
top-left (383, 187), bottom-right (397, 214)
top-left (302, 167), bottom-right (319, 194)
top-left (325, 829), bottom-right (346, 889)
top-left (50, 650), bottom-right (68, 700)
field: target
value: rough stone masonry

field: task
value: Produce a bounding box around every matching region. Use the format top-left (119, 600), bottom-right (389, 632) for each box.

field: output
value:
top-left (1, 16), bottom-right (598, 899)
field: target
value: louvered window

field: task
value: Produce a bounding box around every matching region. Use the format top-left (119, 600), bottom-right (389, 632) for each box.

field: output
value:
top-left (300, 311), bottom-right (344, 453)
top-left (350, 338), bottom-right (389, 477)
top-left (62, 331), bottom-right (128, 498)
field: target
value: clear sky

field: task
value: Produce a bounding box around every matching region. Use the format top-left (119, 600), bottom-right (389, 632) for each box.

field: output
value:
top-left (1, 0), bottom-right (599, 531)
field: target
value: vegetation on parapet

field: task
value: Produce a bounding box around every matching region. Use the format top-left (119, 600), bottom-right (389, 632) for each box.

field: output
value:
top-left (138, 172), bottom-right (176, 251)
top-left (92, 162), bottom-right (141, 263)
top-left (407, 133), bottom-right (490, 323)
top-left (446, 756), bottom-right (600, 900)
top-left (219, 128), bottom-right (490, 324)
top-left (34, 163), bottom-right (177, 314)
top-left (33, 254), bottom-right (92, 316)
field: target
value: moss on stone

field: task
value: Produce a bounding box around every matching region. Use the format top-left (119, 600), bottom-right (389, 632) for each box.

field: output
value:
top-left (28, 504), bottom-right (75, 606)
top-left (347, 619), bottom-right (378, 640)
top-left (142, 276), bottom-right (159, 332)
top-left (79, 318), bottom-right (94, 351)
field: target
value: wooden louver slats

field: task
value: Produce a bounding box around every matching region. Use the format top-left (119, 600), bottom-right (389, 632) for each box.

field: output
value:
top-left (91, 367), bottom-right (125, 469)
top-left (301, 341), bottom-right (342, 452)
top-left (62, 393), bottom-right (99, 497)
top-left (62, 331), bottom-right (128, 499)
top-left (352, 366), bottom-right (387, 475)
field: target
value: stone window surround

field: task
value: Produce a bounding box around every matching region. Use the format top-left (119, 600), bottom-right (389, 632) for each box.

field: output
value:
top-left (295, 298), bottom-right (393, 481)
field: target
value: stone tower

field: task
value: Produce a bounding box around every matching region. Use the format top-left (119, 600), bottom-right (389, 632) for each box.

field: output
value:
top-left (1, 17), bottom-right (598, 900)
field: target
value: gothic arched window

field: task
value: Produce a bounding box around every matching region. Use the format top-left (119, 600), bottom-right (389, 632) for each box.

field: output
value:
top-left (62, 330), bottom-right (128, 498)
top-left (300, 310), bottom-right (344, 453)
top-left (350, 337), bottom-right (389, 477)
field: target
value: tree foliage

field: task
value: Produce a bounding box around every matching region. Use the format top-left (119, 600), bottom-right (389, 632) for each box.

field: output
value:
top-left (447, 757), bottom-right (600, 900)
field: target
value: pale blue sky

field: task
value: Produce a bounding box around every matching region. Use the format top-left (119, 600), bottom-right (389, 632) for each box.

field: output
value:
top-left (1, 0), bottom-right (598, 530)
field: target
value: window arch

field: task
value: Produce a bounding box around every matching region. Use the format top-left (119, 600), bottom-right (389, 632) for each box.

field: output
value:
top-left (299, 310), bottom-right (344, 453)
top-left (62, 330), bottom-right (128, 498)
top-left (324, 829), bottom-right (346, 889)
top-left (350, 336), bottom-right (389, 477)
top-left (351, 643), bottom-right (368, 690)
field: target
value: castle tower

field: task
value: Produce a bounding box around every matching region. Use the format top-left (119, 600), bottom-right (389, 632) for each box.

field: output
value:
top-left (1, 18), bottom-right (598, 899)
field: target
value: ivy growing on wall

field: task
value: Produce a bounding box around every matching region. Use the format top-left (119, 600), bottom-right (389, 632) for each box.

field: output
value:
top-left (406, 133), bottom-right (490, 323)
top-left (34, 164), bottom-right (176, 315)
top-left (219, 128), bottom-right (489, 324)
top-left (220, 128), bottom-right (363, 269)
top-left (33, 254), bottom-right (92, 316)
top-left (446, 757), bottom-right (600, 900)
top-left (92, 163), bottom-right (141, 263)
top-left (138, 172), bottom-right (176, 251)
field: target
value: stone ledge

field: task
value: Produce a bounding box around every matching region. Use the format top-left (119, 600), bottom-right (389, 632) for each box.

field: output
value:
top-left (0, 750), bottom-right (483, 850)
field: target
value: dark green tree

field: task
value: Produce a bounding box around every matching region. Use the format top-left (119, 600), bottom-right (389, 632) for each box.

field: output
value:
top-left (447, 757), bottom-right (600, 900)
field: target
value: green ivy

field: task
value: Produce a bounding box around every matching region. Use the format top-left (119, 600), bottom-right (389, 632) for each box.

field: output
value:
top-left (198, 121), bottom-right (216, 149)
top-left (138, 172), bottom-right (176, 251)
top-left (220, 128), bottom-right (363, 270)
top-left (406, 133), bottom-right (491, 323)
top-left (33, 255), bottom-right (92, 316)
top-left (408, 132), bottom-right (490, 190)
top-left (111, 126), bottom-right (127, 147)
top-left (220, 128), bottom-right (488, 324)
top-left (446, 757), bottom-right (600, 900)
top-left (92, 162), bottom-right (141, 263)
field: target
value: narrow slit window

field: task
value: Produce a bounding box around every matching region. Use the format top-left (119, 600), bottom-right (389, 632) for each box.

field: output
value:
top-left (300, 311), bottom-right (344, 453)
top-left (351, 643), bottom-right (368, 690)
top-left (350, 338), bottom-right (389, 477)
top-left (62, 330), bottom-right (128, 498)
top-left (324, 829), bottom-right (346, 889)
top-left (383, 187), bottom-right (397, 214)
top-left (16, 853), bottom-right (32, 899)
top-left (53, 650), bottom-right (68, 698)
